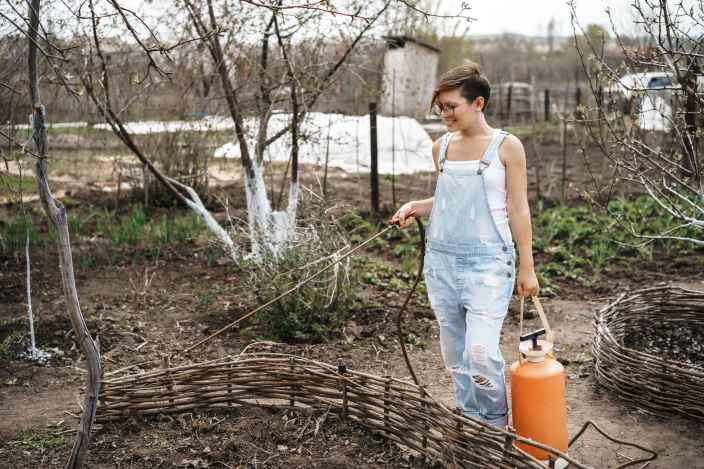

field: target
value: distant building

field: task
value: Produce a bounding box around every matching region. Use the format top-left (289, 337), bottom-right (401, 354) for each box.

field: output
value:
top-left (379, 36), bottom-right (441, 120)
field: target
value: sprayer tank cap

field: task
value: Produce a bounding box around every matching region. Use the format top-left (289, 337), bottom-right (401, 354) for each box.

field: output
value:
top-left (519, 339), bottom-right (554, 363)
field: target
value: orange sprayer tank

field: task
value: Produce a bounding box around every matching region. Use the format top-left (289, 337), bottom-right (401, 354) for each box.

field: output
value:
top-left (510, 328), bottom-right (568, 464)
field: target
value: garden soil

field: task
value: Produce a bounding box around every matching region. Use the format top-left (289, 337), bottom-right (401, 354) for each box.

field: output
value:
top-left (2, 132), bottom-right (703, 468)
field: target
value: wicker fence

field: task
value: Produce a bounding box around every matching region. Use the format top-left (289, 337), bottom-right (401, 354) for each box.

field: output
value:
top-left (593, 286), bottom-right (704, 422)
top-left (97, 353), bottom-right (588, 468)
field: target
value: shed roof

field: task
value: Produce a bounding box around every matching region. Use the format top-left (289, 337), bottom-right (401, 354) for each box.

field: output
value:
top-left (382, 35), bottom-right (442, 53)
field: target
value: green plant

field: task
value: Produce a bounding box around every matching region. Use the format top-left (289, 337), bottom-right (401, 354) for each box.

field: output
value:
top-left (59, 195), bottom-right (81, 209)
top-left (403, 333), bottom-right (425, 350)
top-left (98, 205), bottom-right (147, 247)
top-left (149, 212), bottom-right (202, 246)
top-left (0, 173), bottom-right (35, 196)
top-left (195, 289), bottom-right (212, 306)
top-left (401, 256), bottom-right (417, 274)
top-left (76, 253), bottom-right (98, 270)
top-left (387, 276), bottom-right (406, 292)
top-left (0, 216), bottom-right (37, 252)
top-left (4, 427), bottom-right (68, 451)
top-left (339, 211), bottom-right (378, 244)
top-left (205, 247), bottom-right (221, 267)
top-left (67, 212), bottom-right (90, 239)
top-left (0, 328), bottom-right (24, 360)
top-left (532, 195), bottom-right (702, 282)
top-left (363, 271), bottom-right (381, 286)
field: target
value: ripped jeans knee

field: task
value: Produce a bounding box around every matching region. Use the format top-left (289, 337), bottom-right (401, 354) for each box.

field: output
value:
top-left (438, 326), bottom-right (509, 426)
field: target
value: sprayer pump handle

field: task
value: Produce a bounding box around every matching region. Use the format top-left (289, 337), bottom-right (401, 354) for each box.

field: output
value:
top-left (520, 328), bottom-right (546, 349)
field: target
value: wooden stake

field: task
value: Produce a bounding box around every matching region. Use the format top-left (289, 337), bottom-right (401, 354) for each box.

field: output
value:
top-left (369, 102), bottom-right (379, 216)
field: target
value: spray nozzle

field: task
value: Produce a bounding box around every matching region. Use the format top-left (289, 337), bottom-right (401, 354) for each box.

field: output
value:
top-left (520, 328), bottom-right (546, 351)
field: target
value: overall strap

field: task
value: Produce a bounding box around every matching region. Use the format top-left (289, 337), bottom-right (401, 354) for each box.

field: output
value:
top-left (477, 129), bottom-right (509, 175)
top-left (438, 132), bottom-right (454, 172)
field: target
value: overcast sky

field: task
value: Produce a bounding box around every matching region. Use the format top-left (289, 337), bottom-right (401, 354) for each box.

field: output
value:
top-left (454, 0), bottom-right (639, 37)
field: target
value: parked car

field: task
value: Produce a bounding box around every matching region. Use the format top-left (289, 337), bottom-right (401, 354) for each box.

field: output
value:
top-left (606, 71), bottom-right (703, 101)
top-left (605, 72), bottom-right (675, 100)
top-left (604, 72), bottom-right (673, 116)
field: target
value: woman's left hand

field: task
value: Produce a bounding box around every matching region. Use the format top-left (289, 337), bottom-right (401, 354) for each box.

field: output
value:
top-left (516, 266), bottom-right (539, 297)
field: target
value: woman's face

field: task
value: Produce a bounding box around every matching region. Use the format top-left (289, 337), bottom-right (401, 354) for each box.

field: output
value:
top-left (436, 88), bottom-right (483, 131)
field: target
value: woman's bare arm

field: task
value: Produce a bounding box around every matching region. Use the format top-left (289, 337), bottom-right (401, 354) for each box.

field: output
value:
top-left (502, 134), bottom-right (539, 296)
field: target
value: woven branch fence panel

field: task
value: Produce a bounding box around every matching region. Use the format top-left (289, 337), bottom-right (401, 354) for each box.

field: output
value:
top-left (593, 286), bottom-right (704, 422)
top-left (97, 353), bottom-right (585, 468)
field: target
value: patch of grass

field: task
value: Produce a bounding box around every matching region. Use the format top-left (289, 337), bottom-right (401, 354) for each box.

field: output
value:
top-left (505, 122), bottom-right (559, 139)
top-left (59, 195), bottom-right (82, 209)
top-left (1, 205), bottom-right (206, 269)
top-left (205, 247), bottom-right (222, 266)
top-left (149, 211), bottom-right (203, 246)
top-left (503, 125), bottom-right (533, 139)
top-left (0, 173), bottom-right (35, 196)
top-left (3, 426), bottom-right (68, 451)
top-left (95, 205), bottom-right (204, 251)
top-left (101, 205), bottom-right (147, 246)
top-left (0, 209), bottom-right (89, 253)
top-left (0, 216), bottom-right (35, 252)
top-left (92, 205), bottom-right (201, 256)
top-left (67, 212), bottom-right (88, 238)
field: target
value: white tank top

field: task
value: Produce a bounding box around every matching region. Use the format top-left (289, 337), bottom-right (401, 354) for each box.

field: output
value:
top-left (442, 137), bottom-right (512, 243)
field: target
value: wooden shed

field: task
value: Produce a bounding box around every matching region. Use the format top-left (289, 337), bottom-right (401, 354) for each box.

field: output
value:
top-left (379, 36), bottom-right (441, 120)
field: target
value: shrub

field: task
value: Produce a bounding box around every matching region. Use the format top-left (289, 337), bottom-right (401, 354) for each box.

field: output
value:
top-left (242, 194), bottom-right (354, 342)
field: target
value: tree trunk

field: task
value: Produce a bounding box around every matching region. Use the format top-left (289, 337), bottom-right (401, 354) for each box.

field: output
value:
top-left (28, 2), bottom-right (101, 467)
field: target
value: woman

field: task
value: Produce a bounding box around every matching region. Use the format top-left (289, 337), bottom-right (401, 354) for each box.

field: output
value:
top-left (391, 62), bottom-right (539, 429)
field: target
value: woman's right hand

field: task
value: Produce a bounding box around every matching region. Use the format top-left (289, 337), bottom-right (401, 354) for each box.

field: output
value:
top-left (390, 202), bottom-right (416, 229)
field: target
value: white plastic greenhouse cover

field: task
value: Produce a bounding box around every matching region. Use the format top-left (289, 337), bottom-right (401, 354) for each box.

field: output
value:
top-left (214, 112), bottom-right (435, 174)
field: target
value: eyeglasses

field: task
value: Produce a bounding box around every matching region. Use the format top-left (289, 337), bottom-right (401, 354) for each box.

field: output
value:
top-left (432, 101), bottom-right (469, 117)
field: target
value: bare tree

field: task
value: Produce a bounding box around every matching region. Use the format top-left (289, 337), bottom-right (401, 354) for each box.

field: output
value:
top-left (75, 0), bottom-right (463, 260)
top-left (570, 0), bottom-right (703, 246)
top-left (178, 0), bottom-right (392, 257)
top-left (24, 1), bottom-right (101, 467)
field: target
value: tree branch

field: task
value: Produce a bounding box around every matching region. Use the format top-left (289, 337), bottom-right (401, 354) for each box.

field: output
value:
top-left (264, 0), bottom-right (392, 149)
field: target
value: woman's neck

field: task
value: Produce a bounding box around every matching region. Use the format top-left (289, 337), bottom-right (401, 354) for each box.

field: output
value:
top-left (457, 114), bottom-right (493, 138)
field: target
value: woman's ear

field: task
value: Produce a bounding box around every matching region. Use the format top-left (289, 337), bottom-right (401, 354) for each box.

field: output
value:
top-left (473, 96), bottom-right (485, 112)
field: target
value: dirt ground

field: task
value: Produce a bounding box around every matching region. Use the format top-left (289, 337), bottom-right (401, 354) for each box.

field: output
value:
top-left (1, 129), bottom-right (703, 468)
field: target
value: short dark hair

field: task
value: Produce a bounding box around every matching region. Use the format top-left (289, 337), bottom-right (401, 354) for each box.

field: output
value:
top-left (431, 61), bottom-right (491, 111)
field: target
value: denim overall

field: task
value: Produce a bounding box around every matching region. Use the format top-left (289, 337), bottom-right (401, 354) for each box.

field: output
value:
top-left (424, 129), bottom-right (515, 428)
